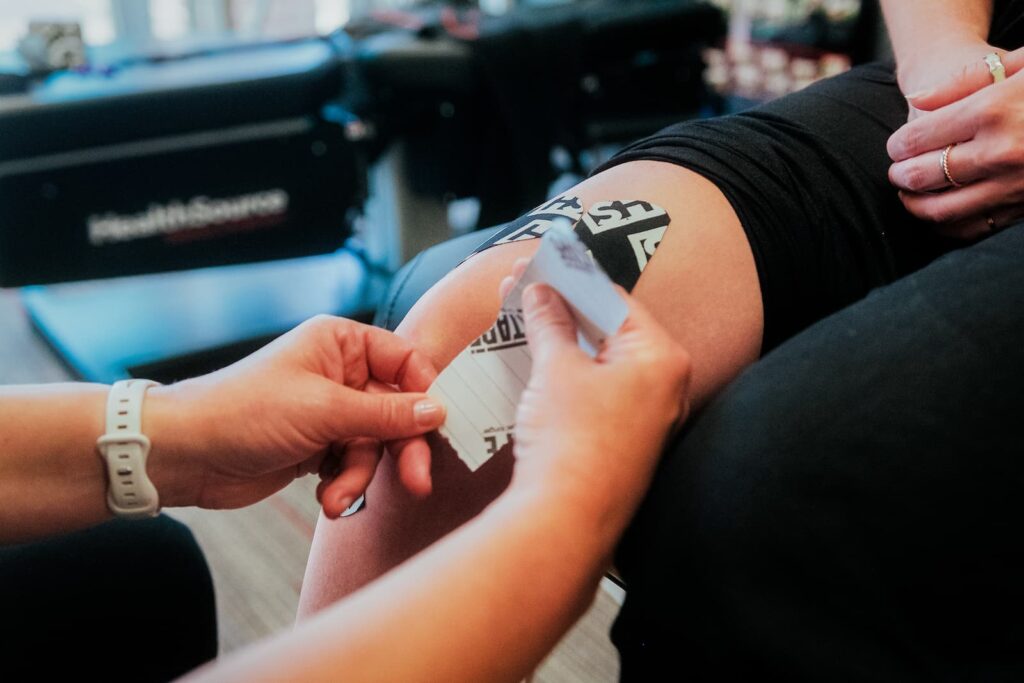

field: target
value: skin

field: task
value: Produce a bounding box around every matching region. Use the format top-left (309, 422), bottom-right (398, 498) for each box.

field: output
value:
top-left (881, 0), bottom-right (994, 103)
top-left (7, 3), bottom-right (1014, 677)
top-left (889, 47), bottom-right (1024, 236)
top-left (882, 0), bottom-right (1024, 237)
top-left (3, 294), bottom-right (691, 682)
top-left (299, 160), bottom-right (761, 613)
top-left (184, 286), bottom-right (691, 683)
top-left (6, 3), bottom-right (1014, 678)
top-left (300, 0), bottom-right (1021, 617)
top-left (0, 315), bottom-right (445, 545)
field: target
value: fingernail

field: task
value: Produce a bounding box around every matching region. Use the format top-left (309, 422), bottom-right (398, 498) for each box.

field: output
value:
top-left (523, 284), bottom-right (551, 310)
top-left (335, 495), bottom-right (354, 514)
top-left (414, 398), bottom-right (444, 427)
top-left (905, 89), bottom-right (931, 100)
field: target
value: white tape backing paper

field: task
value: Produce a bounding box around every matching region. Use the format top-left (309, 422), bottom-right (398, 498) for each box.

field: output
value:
top-left (428, 223), bottom-right (629, 471)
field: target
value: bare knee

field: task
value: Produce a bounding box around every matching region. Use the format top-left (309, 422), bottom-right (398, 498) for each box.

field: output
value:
top-left (298, 160), bottom-right (763, 616)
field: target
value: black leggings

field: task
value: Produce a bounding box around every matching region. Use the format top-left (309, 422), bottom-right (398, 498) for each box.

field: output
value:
top-left (613, 225), bottom-right (1024, 681)
top-left (0, 516), bottom-right (217, 682)
top-left (379, 196), bottom-right (1024, 679)
top-left (597, 60), bottom-right (951, 352)
top-left (596, 45), bottom-right (1024, 678)
top-left (373, 41), bottom-right (1024, 679)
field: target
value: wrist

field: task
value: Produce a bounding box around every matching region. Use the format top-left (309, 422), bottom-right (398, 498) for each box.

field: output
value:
top-left (143, 382), bottom-right (208, 508)
top-left (489, 484), bottom-right (619, 569)
top-left (897, 37), bottom-right (993, 95)
top-left (506, 460), bottom-right (646, 553)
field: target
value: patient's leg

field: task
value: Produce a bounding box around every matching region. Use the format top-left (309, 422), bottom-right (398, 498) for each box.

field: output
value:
top-left (299, 61), bottom-right (919, 615)
top-left (298, 160), bottom-right (763, 615)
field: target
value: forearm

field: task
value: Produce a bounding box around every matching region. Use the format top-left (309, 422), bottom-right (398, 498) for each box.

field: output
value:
top-left (0, 385), bottom-right (111, 542)
top-left (192, 486), bottom-right (617, 683)
top-left (0, 384), bottom-right (195, 544)
top-left (881, 0), bottom-right (994, 91)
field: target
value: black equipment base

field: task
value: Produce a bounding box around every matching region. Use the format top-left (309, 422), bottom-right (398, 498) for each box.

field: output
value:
top-left (21, 249), bottom-right (388, 384)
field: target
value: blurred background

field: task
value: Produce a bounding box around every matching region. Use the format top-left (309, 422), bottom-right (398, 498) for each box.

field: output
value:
top-left (0, 2), bottom-right (884, 678)
top-left (0, 1), bottom-right (881, 387)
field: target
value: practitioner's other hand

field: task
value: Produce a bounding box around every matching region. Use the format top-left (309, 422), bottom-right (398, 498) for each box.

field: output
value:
top-left (888, 46), bottom-right (1024, 238)
top-left (511, 281), bottom-right (691, 531)
top-left (143, 315), bottom-right (445, 513)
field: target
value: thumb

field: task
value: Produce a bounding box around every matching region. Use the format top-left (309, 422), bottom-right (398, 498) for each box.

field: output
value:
top-left (523, 283), bottom-right (583, 370)
top-left (909, 47), bottom-right (1024, 111)
top-left (332, 389), bottom-right (446, 441)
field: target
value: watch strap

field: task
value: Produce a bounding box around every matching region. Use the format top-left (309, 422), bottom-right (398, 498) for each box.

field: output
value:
top-left (97, 379), bottom-right (161, 519)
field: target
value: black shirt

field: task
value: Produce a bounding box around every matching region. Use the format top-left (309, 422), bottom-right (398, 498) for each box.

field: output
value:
top-left (992, 0), bottom-right (1024, 48)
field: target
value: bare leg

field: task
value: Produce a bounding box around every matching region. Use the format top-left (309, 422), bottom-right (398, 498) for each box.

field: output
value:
top-left (298, 160), bottom-right (762, 615)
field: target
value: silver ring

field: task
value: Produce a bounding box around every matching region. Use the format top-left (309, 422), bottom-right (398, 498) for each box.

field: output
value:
top-left (984, 52), bottom-right (1007, 84)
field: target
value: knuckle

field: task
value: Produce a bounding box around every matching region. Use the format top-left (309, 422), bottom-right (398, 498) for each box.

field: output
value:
top-left (376, 397), bottom-right (403, 431)
top-left (978, 103), bottom-right (1001, 128)
top-left (899, 128), bottom-right (922, 158)
top-left (299, 313), bottom-right (334, 338)
top-left (987, 142), bottom-right (1015, 171)
top-left (308, 313), bottom-right (335, 329)
top-left (1003, 135), bottom-right (1024, 167)
top-left (981, 138), bottom-right (1017, 172)
top-left (642, 344), bottom-right (692, 395)
top-left (633, 347), bottom-right (662, 374)
top-left (633, 348), bottom-right (669, 384)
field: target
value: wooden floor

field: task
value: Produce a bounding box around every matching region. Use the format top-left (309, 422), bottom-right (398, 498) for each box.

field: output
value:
top-left (0, 287), bottom-right (620, 681)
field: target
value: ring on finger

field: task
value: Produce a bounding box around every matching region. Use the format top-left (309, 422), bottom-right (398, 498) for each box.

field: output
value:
top-left (941, 143), bottom-right (964, 188)
top-left (984, 52), bottom-right (1007, 84)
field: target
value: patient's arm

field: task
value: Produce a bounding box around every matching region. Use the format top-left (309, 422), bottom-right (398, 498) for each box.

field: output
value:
top-left (298, 159), bottom-right (762, 615)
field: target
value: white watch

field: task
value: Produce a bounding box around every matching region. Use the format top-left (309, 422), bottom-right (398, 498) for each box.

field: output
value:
top-left (96, 379), bottom-right (161, 519)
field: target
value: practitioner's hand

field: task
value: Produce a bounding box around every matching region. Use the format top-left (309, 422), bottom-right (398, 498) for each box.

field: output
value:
top-left (511, 280), bottom-right (691, 530)
top-left (888, 46), bottom-right (1024, 238)
top-left (143, 315), bottom-right (445, 512)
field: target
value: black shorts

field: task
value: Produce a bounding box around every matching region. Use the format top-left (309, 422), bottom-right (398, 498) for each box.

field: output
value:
top-left (595, 61), bottom-right (948, 352)
top-left (595, 0), bottom-right (1024, 351)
